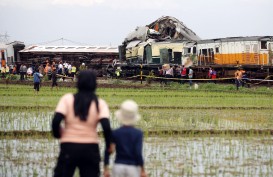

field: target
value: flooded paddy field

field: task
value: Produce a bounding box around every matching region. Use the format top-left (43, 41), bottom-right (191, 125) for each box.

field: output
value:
top-left (1, 83), bottom-right (273, 176)
top-left (1, 136), bottom-right (273, 177)
top-left (1, 108), bottom-right (273, 132)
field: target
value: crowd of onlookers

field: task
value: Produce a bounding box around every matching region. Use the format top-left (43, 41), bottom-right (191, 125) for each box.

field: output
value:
top-left (157, 64), bottom-right (196, 86)
top-left (0, 60), bottom-right (87, 81)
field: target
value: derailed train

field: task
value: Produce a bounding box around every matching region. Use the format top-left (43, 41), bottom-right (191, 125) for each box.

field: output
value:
top-left (116, 36), bottom-right (273, 78)
top-left (114, 16), bottom-right (273, 79)
top-left (8, 16), bottom-right (273, 79)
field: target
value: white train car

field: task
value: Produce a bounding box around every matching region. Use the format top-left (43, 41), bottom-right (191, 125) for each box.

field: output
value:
top-left (0, 41), bottom-right (25, 67)
top-left (195, 36), bottom-right (273, 66)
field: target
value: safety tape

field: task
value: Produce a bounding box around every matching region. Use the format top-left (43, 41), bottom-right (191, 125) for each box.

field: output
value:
top-left (56, 74), bottom-right (74, 79)
top-left (127, 75), bottom-right (233, 81)
top-left (127, 75), bottom-right (273, 84)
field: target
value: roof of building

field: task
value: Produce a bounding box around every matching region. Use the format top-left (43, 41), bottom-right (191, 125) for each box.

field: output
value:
top-left (20, 45), bottom-right (119, 53)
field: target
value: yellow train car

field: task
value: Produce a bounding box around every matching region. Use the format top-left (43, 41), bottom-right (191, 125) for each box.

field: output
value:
top-left (196, 36), bottom-right (273, 66)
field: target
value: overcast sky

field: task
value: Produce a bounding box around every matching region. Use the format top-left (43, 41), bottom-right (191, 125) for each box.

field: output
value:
top-left (0, 0), bottom-right (272, 46)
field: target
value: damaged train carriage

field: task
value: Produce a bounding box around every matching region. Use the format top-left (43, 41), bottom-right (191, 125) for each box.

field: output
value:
top-left (123, 41), bottom-right (198, 76)
top-left (193, 36), bottom-right (273, 78)
top-left (118, 16), bottom-right (273, 78)
top-left (118, 16), bottom-right (201, 76)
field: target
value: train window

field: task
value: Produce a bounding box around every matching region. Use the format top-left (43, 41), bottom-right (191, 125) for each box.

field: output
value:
top-left (253, 44), bottom-right (258, 53)
top-left (193, 47), bottom-right (196, 54)
top-left (202, 49), bottom-right (208, 56)
top-left (215, 47), bottom-right (219, 53)
top-left (261, 41), bottom-right (267, 49)
top-left (183, 48), bottom-right (189, 54)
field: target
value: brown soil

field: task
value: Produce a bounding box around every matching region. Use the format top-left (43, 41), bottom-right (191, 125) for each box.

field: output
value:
top-left (0, 79), bottom-right (149, 89)
top-left (1, 129), bottom-right (273, 138)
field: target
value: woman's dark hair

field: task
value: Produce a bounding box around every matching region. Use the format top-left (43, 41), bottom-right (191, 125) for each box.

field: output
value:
top-left (74, 70), bottom-right (99, 121)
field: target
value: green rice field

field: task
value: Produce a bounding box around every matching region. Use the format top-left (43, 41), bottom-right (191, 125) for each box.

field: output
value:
top-left (0, 82), bottom-right (273, 176)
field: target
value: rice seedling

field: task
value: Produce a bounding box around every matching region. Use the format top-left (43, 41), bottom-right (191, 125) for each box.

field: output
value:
top-left (0, 83), bottom-right (272, 176)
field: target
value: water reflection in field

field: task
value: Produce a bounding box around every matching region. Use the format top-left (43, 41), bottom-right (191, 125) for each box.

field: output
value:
top-left (0, 136), bottom-right (272, 177)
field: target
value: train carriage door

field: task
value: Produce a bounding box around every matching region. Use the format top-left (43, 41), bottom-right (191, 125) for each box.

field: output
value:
top-left (144, 45), bottom-right (152, 64)
top-left (168, 49), bottom-right (173, 63)
top-left (269, 42), bottom-right (273, 64)
top-left (260, 40), bottom-right (268, 65)
top-left (208, 48), bottom-right (214, 64)
top-left (160, 48), bottom-right (169, 64)
top-left (253, 44), bottom-right (259, 64)
top-left (174, 52), bottom-right (182, 64)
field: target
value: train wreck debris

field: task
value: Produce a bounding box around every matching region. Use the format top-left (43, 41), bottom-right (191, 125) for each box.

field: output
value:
top-left (124, 16), bottom-right (201, 44)
top-left (118, 16), bottom-right (273, 79)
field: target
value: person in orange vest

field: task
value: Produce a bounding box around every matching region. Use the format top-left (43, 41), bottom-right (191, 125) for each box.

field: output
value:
top-left (234, 68), bottom-right (243, 90)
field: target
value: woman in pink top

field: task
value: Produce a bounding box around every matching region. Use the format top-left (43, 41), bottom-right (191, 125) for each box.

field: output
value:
top-left (52, 70), bottom-right (112, 177)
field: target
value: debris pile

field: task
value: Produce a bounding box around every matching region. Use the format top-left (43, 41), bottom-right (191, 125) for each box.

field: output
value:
top-left (124, 16), bottom-right (200, 44)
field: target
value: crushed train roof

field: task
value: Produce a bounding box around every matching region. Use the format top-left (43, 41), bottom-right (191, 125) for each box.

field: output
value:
top-left (124, 16), bottom-right (201, 44)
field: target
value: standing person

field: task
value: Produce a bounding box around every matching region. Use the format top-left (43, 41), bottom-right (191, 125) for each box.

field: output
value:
top-left (234, 68), bottom-right (243, 90)
top-left (12, 65), bottom-right (17, 75)
top-left (27, 66), bottom-right (33, 77)
top-left (19, 64), bottom-right (24, 80)
top-left (104, 100), bottom-right (147, 177)
top-left (115, 67), bottom-right (122, 79)
top-left (176, 65), bottom-right (181, 81)
top-left (165, 64), bottom-right (173, 84)
top-left (211, 68), bottom-right (217, 84)
top-left (58, 61), bottom-right (63, 75)
top-left (208, 67), bottom-right (212, 79)
top-left (22, 64), bottom-right (27, 80)
top-left (51, 70), bottom-right (112, 177)
top-left (33, 69), bottom-right (42, 94)
top-left (67, 63), bottom-right (72, 77)
top-left (51, 69), bottom-right (58, 91)
top-left (9, 63), bottom-right (14, 74)
top-left (158, 66), bottom-right (165, 84)
top-left (208, 67), bottom-right (212, 83)
top-left (181, 65), bottom-right (187, 84)
top-left (71, 64), bottom-right (77, 80)
top-left (1, 66), bottom-right (5, 78)
top-left (47, 65), bottom-right (52, 80)
top-left (38, 64), bottom-right (44, 75)
top-left (188, 67), bottom-right (193, 87)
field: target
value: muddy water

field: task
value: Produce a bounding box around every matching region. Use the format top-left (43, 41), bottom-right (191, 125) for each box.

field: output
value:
top-left (0, 136), bottom-right (272, 177)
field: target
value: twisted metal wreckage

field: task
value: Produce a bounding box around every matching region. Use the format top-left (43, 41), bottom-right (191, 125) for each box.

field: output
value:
top-left (116, 16), bottom-right (273, 79)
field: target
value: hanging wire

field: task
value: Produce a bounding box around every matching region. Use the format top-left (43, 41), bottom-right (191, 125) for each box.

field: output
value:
top-left (29, 38), bottom-right (91, 46)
